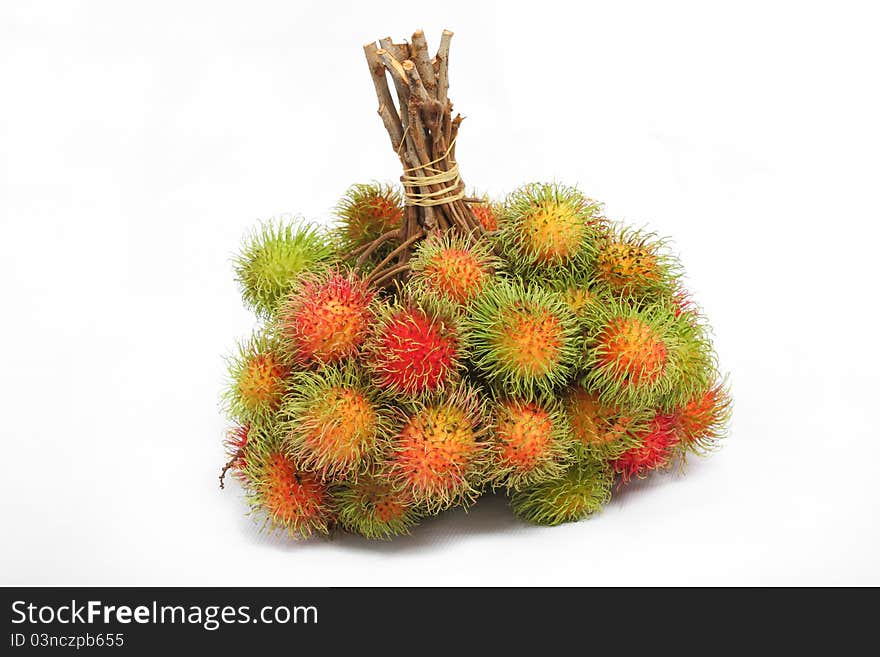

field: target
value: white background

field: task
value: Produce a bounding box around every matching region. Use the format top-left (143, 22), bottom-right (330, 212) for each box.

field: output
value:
top-left (2, 0), bottom-right (878, 586)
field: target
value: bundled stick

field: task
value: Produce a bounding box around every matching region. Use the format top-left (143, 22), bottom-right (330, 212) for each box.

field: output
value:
top-left (360, 29), bottom-right (482, 286)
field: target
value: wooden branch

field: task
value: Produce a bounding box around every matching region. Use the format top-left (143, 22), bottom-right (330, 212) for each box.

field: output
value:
top-left (379, 37), bottom-right (410, 64)
top-left (402, 60), bottom-right (430, 104)
top-left (410, 30), bottom-right (437, 98)
top-left (363, 42), bottom-right (403, 151)
top-left (354, 228), bottom-right (401, 268)
top-left (435, 30), bottom-right (453, 109)
top-left (366, 230), bottom-right (425, 284)
top-left (370, 263), bottom-right (411, 288)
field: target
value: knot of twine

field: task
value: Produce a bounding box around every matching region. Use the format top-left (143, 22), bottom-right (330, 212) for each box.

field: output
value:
top-left (399, 135), bottom-right (464, 207)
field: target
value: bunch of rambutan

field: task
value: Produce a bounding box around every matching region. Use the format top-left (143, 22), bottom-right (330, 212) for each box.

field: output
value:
top-left (220, 181), bottom-right (730, 540)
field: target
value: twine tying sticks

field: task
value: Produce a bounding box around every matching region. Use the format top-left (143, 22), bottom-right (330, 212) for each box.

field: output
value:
top-left (397, 133), bottom-right (464, 207)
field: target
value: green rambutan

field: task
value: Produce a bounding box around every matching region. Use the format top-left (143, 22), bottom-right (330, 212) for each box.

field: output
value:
top-left (464, 279), bottom-right (580, 396)
top-left (223, 332), bottom-right (290, 426)
top-left (488, 396), bottom-right (574, 491)
top-left (674, 381), bottom-right (732, 454)
top-left (408, 233), bottom-right (499, 306)
top-left (594, 226), bottom-right (680, 300)
top-left (664, 310), bottom-right (717, 407)
top-left (276, 268), bottom-right (376, 366)
top-left (334, 183), bottom-right (404, 255)
top-left (243, 436), bottom-right (331, 538)
top-left (234, 218), bottom-right (335, 317)
top-left (510, 457), bottom-right (613, 526)
top-left (498, 183), bottom-right (604, 271)
top-left (281, 365), bottom-right (393, 479)
top-left (582, 295), bottom-right (713, 410)
top-left (333, 472), bottom-right (420, 539)
top-left (560, 384), bottom-right (645, 459)
top-left (366, 298), bottom-right (463, 399)
top-left (383, 384), bottom-right (489, 512)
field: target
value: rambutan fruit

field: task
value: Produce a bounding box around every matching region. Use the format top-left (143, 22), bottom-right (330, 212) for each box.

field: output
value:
top-left (464, 279), bottom-right (580, 396)
top-left (510, 457), bottom-right (613, 526)
top-left (244, 444), bottom-right (331, 538)
top-left (498, 183), bottom-right (604, 271)
top-left (612, 412), bottom-right (679, 482)
top-left (223, 332), bottom-right (290, 426)
top-left (383, 384), bottom-right (489, 512)
top-left (281, 365), bottom-right (393, 479)
top-left (488, 396), bottom-right (574, 491)
top-left (471, 200), bottom-right (499, 232)
top-left (674, 381), bottom-right (732, 454)
top-left (582, 295), bottom-right (713, 410)
top-left (560, 384), bottom-right (646, 459)
top-left (334, 182), bottom-right (404, 255)
top-left (333, 472), bottom-right (420, 539)
top-left (366, 299), bottom-right (463, 399)
top-left (234, 218), bottom-right (334, 317)
top-left (222, 424), bottom-right (251, 484)
top-left (594, 226), bottom-right (679, 300)
top-left (538, 273), bottom-right (601, 324)
top-left (409, 234), bottom-right (499, 306)
top-left (276, 268), bottom-right (376, 366)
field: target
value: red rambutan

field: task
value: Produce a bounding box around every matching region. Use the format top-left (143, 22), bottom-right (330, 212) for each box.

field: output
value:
top-left (367, 301), bottom-right (461, 398)
top-left (223, 424), bottom-right (250, 483)
top-left (278, 269), bottom-right (375, 366)
top-left (249, 450), bottom-right (331, 537)
top-left (612, 412), bottom-right (679, 482)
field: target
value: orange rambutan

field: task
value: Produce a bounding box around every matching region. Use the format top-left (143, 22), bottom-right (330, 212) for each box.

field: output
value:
top-left (594, 227), bottom-right (678, 299)
top-left (582, 294), bottom-right (714, 410)
top-left (499, 183), bottom-right (604, 271)
top-left (282, 365), bottom-right (392, 479)
top-left (409, 234), bottom-right (498, 305)
top-left (384, 385), bottom-right (488, 511)
top-left (246, 448), bottom-right (331, 537)
top-left (597, 316), bottom-right (669, 387)
top-left (561, 384), bottom-right (645, 459)
top-left (612, 412), bottom-right (679, 482)
top-left (674, 382), bottom-right (732, 453)
top-left (471, 201), bottom-right (498, 231)
top-left (277, 269), bottom-right (375, 366)
top-left (335, 182), bottom-right (404, 253)
top-left (489, 397), bottom-right (573, 490)
top-left (367, 300), bottom-right (462, 398)
top-left (224, 332), bottom-right (290, 426)
top-left (465, 279), bottom-right (580, 396)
